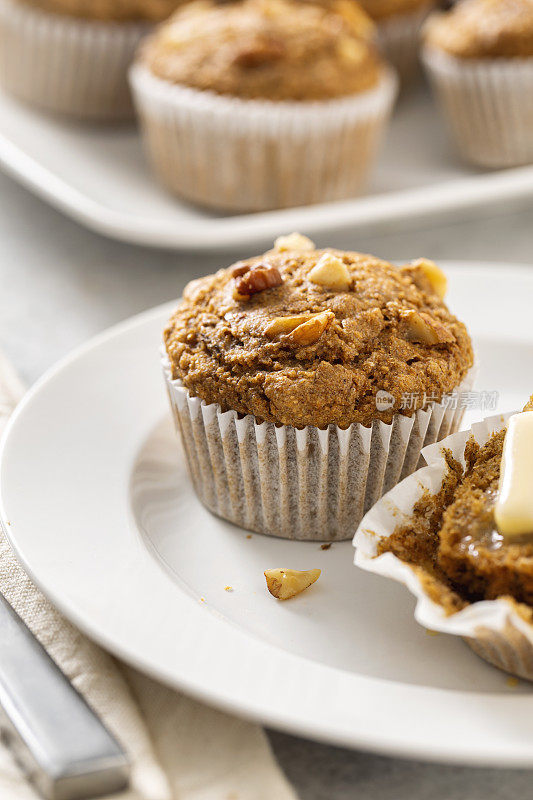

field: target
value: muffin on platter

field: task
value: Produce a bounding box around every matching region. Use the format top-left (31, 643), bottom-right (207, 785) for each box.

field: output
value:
top-left (354, 395), bottom-right (533, 680)
top-left (360, 0), bottom-right (437, 81)
top-left (163, 233), bottom-right (474, 541)
top-left (0, 0), bottom-right (180, 120)
top-left (422, 0), bottom-right (533, 167)
top-left (130, 0), bottom-right (398, 211)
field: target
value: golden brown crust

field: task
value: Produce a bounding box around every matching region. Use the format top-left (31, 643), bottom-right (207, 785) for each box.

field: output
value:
top-left (18, 0), bottom-right (179, 21)
top-left (424, 0), bottom-right (533, 59)
top-left (379, 407), bottom-right (533, 613)
top-left (140, 0), bottom-right (384, 101)
top-left (359, 0), bottom-right (433, 23)
top-left (164, 246), bottom-right (473, 429)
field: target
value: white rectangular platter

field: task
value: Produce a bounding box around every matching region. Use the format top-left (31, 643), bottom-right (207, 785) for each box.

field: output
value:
top-left (1, 83), bottom-right (533, 253)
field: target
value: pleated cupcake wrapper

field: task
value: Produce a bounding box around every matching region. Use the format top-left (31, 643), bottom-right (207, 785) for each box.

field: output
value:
top-left (354, 412), bottom-right (533, 681)
top-left (130, 64), bottom-right (398, 212)
top-left (0, 0), bottom-right (149, 120)
top-left (164, 357), bottom-right (474, 541)
top-left (422, 47), bottom-right (533, 168)
top-left (377, 5), bottom-right (431, 84)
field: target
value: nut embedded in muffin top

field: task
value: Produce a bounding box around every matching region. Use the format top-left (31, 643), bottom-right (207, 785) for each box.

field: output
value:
top-left (164, 235), bottom-right (473, 429)
top-left (18, 0), bottom-right (180, 21)
top-left (139, 0), bottom-right (385, 101)
top-left (424, 0), bottom-right (533, 59)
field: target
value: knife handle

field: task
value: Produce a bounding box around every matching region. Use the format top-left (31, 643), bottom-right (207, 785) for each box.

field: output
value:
top-left (0, 592), bottom-right (129, 800)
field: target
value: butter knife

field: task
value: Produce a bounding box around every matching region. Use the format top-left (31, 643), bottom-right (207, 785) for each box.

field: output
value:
top-left (0, 591), bottom-right (130, 800)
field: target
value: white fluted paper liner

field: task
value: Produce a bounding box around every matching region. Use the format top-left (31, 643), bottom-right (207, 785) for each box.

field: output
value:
top-left (0, 0), bottom-right (149, 120)
top-left (354, 411), bottom-right (533, 680)
top-left (164, 355), bottom-right (475, 541)
top-left (130, 64), bottom-right (398, 211)
top-left (377, 5), bottom-right (431, 84)
top-left (422, 46), bottom-right (533, 168)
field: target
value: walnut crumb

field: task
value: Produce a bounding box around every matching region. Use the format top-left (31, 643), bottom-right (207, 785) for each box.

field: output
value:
top-left (264, 568), bottom-right (321, 600)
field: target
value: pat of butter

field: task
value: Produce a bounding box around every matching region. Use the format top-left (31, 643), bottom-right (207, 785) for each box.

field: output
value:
top-left (495, 411), bottom-right (533, 540)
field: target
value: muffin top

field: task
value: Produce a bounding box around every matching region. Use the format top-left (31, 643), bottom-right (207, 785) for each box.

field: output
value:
top-left (164, 234), bottom-right (473, 429)
top-left (20, 0), bottom-right (179, 21)
top-left (140, 0), bottom-right (384, 101)
top-left (424, 0), bottom-right (533, 59)
top-left (359, 0), bottom-right (433, 23)
top-left (380, 397), bottom-right (533, 615)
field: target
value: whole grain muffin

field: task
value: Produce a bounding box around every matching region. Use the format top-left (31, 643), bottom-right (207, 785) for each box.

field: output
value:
top-left (15, 0), bottom-right (179, 21)
top-left (422, 0), bottom-right (533, 166)
top-left (380, 396), bottom-right (533, 612)
top-left (140, 0), bottom-right (382, 101)
top-left (130, 0), bottom-right (398, 210)
top-left (163, 235), bottom-right (474, 541)
top-left (354, 398), bottom-right (533, 679)
top-left (424, 0), bottom-right (533, 58)
top-left (165, 235), bottom-right (473, 429)
top-left (0, 0), bottom-right (179, 118)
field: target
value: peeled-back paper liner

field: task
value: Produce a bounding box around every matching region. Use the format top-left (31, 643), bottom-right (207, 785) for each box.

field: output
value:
top-left (0, 0), bottom-right (149, 120)
top-left (422, 47), bottom-right (533, 168)
top-left (354, 412), bottom-right (533, 681)
top-left (130, 64), bottom-right (398, 212)
top-left (376, 5), bottom-right (431, 84)
top-left (164, 355), bottom-right (475, 541)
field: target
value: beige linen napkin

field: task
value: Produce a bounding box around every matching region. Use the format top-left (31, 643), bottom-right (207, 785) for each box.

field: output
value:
top-left (0, 350), bottom-right (297, 800)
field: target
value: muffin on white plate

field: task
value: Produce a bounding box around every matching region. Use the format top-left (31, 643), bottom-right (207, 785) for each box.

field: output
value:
top-left (163, 235), bottom-right (474, 541)
top-left (130, 0), bottom-right (398, 211)
top-left (354, 395), bottom-right (533, 681)
top-left (422, 0), bottom-right (533, 167)
top-left (0, 0), bottom-right (180, 120)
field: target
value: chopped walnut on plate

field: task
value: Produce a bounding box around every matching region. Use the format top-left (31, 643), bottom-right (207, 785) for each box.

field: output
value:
top-left (264, 568), bottom-right (321, 600)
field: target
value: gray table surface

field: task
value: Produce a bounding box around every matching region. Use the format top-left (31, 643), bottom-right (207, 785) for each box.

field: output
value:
top-left (2, 169), bottom-right (533, 799)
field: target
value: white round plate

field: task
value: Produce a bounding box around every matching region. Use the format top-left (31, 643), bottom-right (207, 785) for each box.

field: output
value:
top-left (2, 262), bottom-right (533, 766)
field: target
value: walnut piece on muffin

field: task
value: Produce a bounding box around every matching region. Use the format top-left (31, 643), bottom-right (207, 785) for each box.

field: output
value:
top-left (17, 0), bottom-right (180, 21)
top-left (424, 0), bottom-right (533, 59)
top-left (140, 0), bottom-right (384, 101)
top-left (164, 236), bottom-right (473, 429)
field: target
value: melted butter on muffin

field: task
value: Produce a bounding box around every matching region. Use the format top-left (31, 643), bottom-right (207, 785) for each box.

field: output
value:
top-left (18, 0), bottom-right (180, 21)
top-left (164, 238), bottom-right (473, 429)
top-left (140, 0), bottom-right (384, 101)
top-left (424, 0), bottom-right (533, 59)
top-left (495, 411), bottom-right (533, 541)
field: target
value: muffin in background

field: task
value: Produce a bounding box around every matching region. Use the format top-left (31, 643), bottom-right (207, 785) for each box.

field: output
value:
top-left (360, 0), bottom-right (437, 82)
top-left (163, 234), bottom-right (474, 541)
top-left (130, 0), bottom-right (398, 211)
top-left (0, 0), bottom-right (180, 120)
top-left (422, 0), bottom-right (533, 168)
